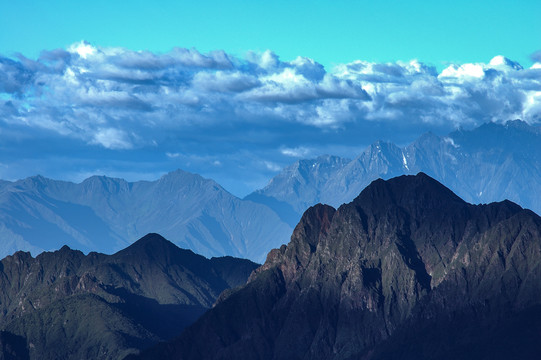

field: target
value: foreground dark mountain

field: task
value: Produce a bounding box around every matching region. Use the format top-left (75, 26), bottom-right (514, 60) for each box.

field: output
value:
top-left (0, 169), bottom-right (292, 262)
top-left (137, 173), bottom-right (541, 359)
top-left (0, 233), bottom-right (258, 360)
top-left (249, 120), bottom-right (541, 225)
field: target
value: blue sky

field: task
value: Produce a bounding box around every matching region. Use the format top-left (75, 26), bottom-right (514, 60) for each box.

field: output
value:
top-left (2, 0), bottom-right (540, 68)
top-left (1, 0), bottom-right (540, 196)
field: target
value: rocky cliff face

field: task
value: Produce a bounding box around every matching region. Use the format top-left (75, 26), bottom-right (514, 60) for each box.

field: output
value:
top-left (0, 234), bottom-right (258, 360)
top-left (137, 173), bottom-right (541, 360)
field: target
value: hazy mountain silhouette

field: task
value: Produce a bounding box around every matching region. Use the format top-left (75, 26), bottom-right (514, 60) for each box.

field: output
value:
top-left (0, 170), bottom-right (292, 262)
top-left (1, 121), bottom-right (539, 266)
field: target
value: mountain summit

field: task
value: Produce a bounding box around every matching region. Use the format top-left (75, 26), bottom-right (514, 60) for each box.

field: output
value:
top-left (137, 173), bottom-right (541, 360)
top-left (248, 120), bottom-right (541, 227)
top-left (0, 169), bottom-right (292, 262)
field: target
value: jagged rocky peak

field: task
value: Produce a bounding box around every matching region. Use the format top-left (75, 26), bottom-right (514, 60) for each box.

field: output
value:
top-left (366, 139), bottom-right (398, 152)
top-left (258, 173), bottom-right (464, 278)
top-left (277, 155), bottom-right (348, 186)
top-left (254, 203), bottom-right (336, 278)
top-left (408, 131), bottom-right (445, 153)
top-left (295, 154), bottom-right (346, 167)
top-left (356, 140), bottom-right (401, 163)
top-left (290, 203), bottom-right (336, 250)
top-left (351, 140), bottom-right (405, 176)
top-left (135, 172), bottom-right (541, 360)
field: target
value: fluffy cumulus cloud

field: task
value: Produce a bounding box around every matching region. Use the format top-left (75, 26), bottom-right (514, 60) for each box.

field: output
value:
top-left (2, 42), bottom-right (540, 142)
top-left (1, 41), bottom-right (541, 194)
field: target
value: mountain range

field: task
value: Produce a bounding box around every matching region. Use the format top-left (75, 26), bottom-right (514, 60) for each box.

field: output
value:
top-left (248, 120), bottom-right (541, 227)
top-left (0, 170), bottom-right (292, 262)
top-left (0, 233), bottom-right (258, 360)
top-left (0, 120), bottom-right (539, 264)
top-left (134, 173), bottom-right (541, 360)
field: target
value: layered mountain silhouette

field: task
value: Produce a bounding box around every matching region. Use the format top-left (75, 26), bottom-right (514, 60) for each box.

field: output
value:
top-left (248, 120), bottom-right (541, 226)
top-left (135, 173), bottom-right (541, 360)
top-left (1, 121), bottom-right (539, 266)
top-left (0, 170), bottom-right (292, 262)
top-left (0, 233), bottom-right (258, 360)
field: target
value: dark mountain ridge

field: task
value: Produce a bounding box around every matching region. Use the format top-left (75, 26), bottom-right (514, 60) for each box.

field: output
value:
top-left (137, 173), bottom-right (541, 360)
top-left (0, 233), bottom-right (259, 360)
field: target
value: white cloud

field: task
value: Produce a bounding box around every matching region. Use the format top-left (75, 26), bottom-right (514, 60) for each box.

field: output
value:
top-left (0, 42), bottom-right (540, 155)
top-left (192, 71), bottom-right (260, 92)
top-left (91, 128), bottom-right (132, 149)
top-left (68, 41), bottom-right (97, 59)
top-left (289, 56), bottom-right (325, 81)
top-left (263, 161), bottom-right (282, 172)
top-left (169, 47), bottom-right (233, 69)
top-left (440, 63), bottom-right (485, 79)
top-left (443, 137), bottom-right (459, 148)
top-left (247, 50), bottom-right (280, 70)
top-left (488, 55), bottom-right (523, 71)
top-left (166, 152), bottom-right (181, 158)
top-left (281, 146), bottom-right (311, 157)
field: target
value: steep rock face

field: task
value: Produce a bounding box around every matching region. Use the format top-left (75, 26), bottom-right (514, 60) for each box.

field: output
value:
top-left (0, 234), bottom-right (258, 360)
top-left (246, 155), bottom-right (349, 221)
top-left (137, 173), bottom-right (541, 360)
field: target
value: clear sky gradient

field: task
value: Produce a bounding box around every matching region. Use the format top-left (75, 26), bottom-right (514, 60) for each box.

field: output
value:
top-left (2, 0), bottom-right (540, 69)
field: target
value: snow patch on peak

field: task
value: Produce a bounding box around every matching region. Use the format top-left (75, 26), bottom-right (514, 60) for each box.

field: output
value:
top-left (402, 152), bottom-right (409, 171)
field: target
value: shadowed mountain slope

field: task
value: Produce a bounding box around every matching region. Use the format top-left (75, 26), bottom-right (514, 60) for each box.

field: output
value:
top-left (0, 233), bottom-right (258, 360)
top-left (136, 173), bottom-right (541, 360)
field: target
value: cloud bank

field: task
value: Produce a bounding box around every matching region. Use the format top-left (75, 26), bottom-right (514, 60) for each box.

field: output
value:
top-left (1, 42), bottom-right (540, 194)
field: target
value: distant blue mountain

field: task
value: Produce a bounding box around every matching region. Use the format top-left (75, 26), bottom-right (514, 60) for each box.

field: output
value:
top-left (1, 121), bottom-right (539, 263)
top-left (0, 170), bottom-right (292, 262)
top-left (248, 120), bottom-right (541, 225)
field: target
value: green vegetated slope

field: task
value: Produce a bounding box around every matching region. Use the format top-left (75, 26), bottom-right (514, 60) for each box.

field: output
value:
top-left (0, 233), bottom-right (258, 360)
